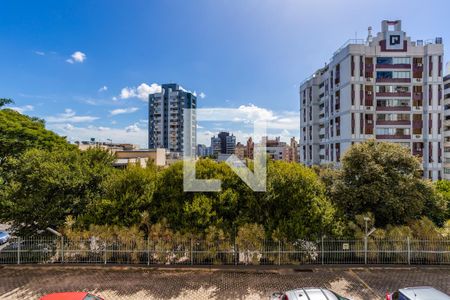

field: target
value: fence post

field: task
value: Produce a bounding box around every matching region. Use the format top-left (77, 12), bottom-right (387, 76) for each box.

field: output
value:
top-left (147, 238), bottom-right (150, 266)
top-left (278, 240), bottom-right (281, 265)
top-left (17, 237), bottom-right (21, 265)
top-left (61, 236), bottom-right (64, 264)
top-left (364, 236), bottom-right (368, 265)
top-left (104, 241), bottom-right (107, 264)
top-left (321, 236), bottom-right (324, 265)
top-left (407, 237), bottom-right (411, 265)
top-left (190, 238), bottom-right (193, 266)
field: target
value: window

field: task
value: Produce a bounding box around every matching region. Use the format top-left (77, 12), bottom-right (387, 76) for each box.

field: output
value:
top-left (376, 57), bottom-right (410, 64)
top-left (376, 85), bottom-right (410, 93)
top-left (376, 128), bottom-right (410, 135)
top-left (376, 71), bottom-right (410, 79)
top-left (377, 99), bottom-right (409, 107)
top-left (377, 114), bottom-right (409, 121)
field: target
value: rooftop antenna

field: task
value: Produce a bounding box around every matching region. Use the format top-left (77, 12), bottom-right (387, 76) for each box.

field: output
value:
top-left (366, 26), bottom-right (373, 44)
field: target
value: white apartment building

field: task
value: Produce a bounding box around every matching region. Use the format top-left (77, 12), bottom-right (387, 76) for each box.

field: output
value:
top-left (300, 20), bottom-right (444, 180)
top-left (444, 75), bottom-right (450, 179)
top-left (149, 83), bottom-right (197, 155)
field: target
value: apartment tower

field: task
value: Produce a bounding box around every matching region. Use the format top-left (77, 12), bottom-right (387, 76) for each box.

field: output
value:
top-left (300, 20), bottom-right (444, 180)
top-left (149, 83), bottom-right (197, 155)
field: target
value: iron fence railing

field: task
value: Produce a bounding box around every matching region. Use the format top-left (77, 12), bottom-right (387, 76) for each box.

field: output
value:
top-left (0, 237), bottom-right (449, 265)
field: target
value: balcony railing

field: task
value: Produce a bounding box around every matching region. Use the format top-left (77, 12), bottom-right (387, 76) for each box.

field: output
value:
top-left (376, 92), bottom-right (411, 97)
top-left (376, 120), bottom-right (411, 125)
top-left (376, 64), bottom-right (411, 69)
top-left (376, 78), bottom-right (411, 83)
top-left (376, 106), bottom-right (411, 112)
top-left (376, 134), bottom-right (411, 139)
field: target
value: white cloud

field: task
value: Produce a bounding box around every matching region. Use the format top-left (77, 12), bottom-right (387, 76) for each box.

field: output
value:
top-left (112, 96), bottom-right (118, 101)
top-left (49, 123), bottom-right (147, 147)
top-left (9, 105), bottom-right (34, 114)
top-left (98, 86), bottom-right (108, 92)
top-left (46, 108), bottom-right (98, 123)
top-left (66, 51), bottom-right (87, 64)
top-left (34, 51), bottom-right (45, 56)
top-left (125, 123), bottom-right (140, 133)
top-left (199, 92), bottom-right (206, 99)
top-left (119, 83), bottom-right (161, 101)
top-left (109, 107), bottom-right (139, 116)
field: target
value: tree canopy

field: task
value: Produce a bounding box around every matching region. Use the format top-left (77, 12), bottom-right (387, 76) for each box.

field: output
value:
top-left (330, 140), bottom-right (446, 227)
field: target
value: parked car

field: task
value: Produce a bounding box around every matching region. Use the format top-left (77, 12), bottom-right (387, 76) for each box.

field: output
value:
top-left (271, 288), bottom-right (351, 300)
top-left (0, 231), bottom-right (10, 244)
top-left (40, 292), bottom-right (104, 300)
top-left (386, 286), bottom-right (450, 300)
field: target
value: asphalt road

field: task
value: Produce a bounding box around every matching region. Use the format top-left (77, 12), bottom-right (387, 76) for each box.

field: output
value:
top-left (0, 266), bottom-right (449, 300)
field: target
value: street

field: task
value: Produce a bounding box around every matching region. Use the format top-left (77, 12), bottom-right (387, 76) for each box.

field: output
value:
top-left (0, 266), bottom-right (449, 299)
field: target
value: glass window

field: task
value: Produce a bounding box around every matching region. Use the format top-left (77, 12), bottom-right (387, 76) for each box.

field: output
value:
top-left (377, 71), bottom-right (392, 79)
top-left (393, 57), bottom-right (411, 64)
top-left (377, 57), bottom-right (393, 64)
top-left (393, 71), bottom-right (410, 78)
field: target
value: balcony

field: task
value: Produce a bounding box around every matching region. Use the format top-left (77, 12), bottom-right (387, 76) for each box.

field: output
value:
top-left (376, 78), bottom-right (411, 83)
top-left (376, 106), bottom-right (410, 112)
top-left (412, 120), bottom-right (423, 128)
top-left (413, 92), bottom-right (423, 101)
top-left (376, 92), bottom-right (411, 97)
top-left (365, 64), bottom-right (374, 72)
top-left (376, 134), bottom-right (411, 140)
top-left (376, 64), bottom-right (411, 69)
top-left (376, 120), bottom-right (411, 126)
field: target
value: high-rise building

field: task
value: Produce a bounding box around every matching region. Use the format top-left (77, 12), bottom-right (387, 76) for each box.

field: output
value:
top-left (210, 136), bottom-right (221, 156)
top-left (444, 74), bottom-right (450, 179)
top-left (246, 137), bottom-right (254, 159)
top-left (149, 83), bottom-right (197, 155)
top-left (215, 131), bottom-right (236, 154)
top-left (300, 20), bottom-right (444, 180)
top-left (289, 137), bottom-right (299, 163)
top-left (197, 144), bottom-right (208, 157)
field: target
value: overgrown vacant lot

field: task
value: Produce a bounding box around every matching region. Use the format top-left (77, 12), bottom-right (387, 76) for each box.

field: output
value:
top-left (0, 266), bottom-right (449, 300)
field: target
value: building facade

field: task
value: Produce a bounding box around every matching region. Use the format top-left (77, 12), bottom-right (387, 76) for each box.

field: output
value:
top-left (444, 75), bottom-right (450, 179)
top-left (149, 83), bottom-right (197, 155)
top-left (300, 20), bottom-right (444, 180)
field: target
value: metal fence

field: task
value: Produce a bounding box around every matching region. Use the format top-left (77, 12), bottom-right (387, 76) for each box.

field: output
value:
top-left (1, 237), bottom-right (449, 265)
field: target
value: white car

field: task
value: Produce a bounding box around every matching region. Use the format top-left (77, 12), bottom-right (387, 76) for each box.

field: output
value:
top-left (0, 231), bottom-right (10, 244)
top-left (271, 288), bottom-right (351, 300)
top-left (387, 286), bottom-right (450, 300)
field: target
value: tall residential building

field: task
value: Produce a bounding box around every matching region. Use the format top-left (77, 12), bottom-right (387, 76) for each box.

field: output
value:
top-left (149, 83), bottom-right (197, 155)
top-left (300, 20), bottom-right (444, 180)
top-left (444, 75), bottom-right (450, 179)
top-left (216, 131), bottom-right (236, 154)
top-left (210, 136), bottom-right (221, 156)
top-left (246, 137), bottom-right (254, 159)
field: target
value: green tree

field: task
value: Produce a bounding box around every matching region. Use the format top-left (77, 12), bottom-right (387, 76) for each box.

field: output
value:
top-left (0, 148), bottom-right (115, 235)
top-left (331, 140), bottom-right (446, 227)
top-left (435, 180), bottom-right (450, 219)
top-left (80, 163), bottom-right (157, 228)
top-left (0, 108), bottom-right (74, 164)
top-left (0, 98), bottom-right (14, 108)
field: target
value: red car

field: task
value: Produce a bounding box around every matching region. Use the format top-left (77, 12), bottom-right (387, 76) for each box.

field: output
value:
top-left (40, 292), bottom-right (104, 300)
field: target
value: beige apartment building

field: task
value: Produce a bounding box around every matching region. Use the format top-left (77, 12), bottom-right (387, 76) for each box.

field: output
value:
top-left (300, 20), bottom-right (445, 180)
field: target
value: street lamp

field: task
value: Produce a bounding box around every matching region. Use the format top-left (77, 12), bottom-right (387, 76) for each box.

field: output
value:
top-left (363, 217), bottom-right (376, 265)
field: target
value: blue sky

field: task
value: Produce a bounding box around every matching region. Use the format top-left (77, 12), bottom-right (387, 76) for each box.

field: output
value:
top-left (1, 0), bottom-right (449, 146)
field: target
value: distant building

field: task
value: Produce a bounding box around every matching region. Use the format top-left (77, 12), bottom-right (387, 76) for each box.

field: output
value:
top-left (216, 131), bottom-right (236, 154)
top-left (149, 83), bottom-right (197, 155)
top-left (210, 136), bottom-right (221, 156)
top-left (246, 137), bottom-right (254, 159)
top-left (197, 144), bottom-right (208, 157)
top-left (444, 74), bottom-right (450, 179)
top-left (300, 20), bottom-right (444, 180)
top-left (114, 149), bottom-right (166, 168)
top-left (234, 142), bottom-right (246, 160)
top-left (263, 136), bottom-right (290, 161)
top-left (75, 140), bottom-right (139, 152)
top-left (289, 137), bottom-right (299, 163)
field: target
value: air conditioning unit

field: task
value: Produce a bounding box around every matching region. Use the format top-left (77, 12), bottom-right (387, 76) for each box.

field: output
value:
top-left (366, 106), bottom-right (372, 110)
top-left (368, 91), bottom-right (372, 95)
top-left (415, 135), bottom-right (422, 139)
top-left (417, 63), bottom-right (423, 67)
top-left (367, 120), bottom-right (373, 124)
top-left (416, 78), bottom-right (422, 82)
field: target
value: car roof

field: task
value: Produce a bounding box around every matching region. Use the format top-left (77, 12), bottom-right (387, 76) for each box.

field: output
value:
top-left (400, 287), bottom-right (450, 300)
top-left (40, 292), bottom-right (89, 300)
top-left (286, 288), bottom-right (340, 300)
top-left (0, 231), bottom-right (9, 236)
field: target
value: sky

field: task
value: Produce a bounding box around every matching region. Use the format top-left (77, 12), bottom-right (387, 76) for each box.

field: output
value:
top-left (1, 0), bottom-right (449, 147)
